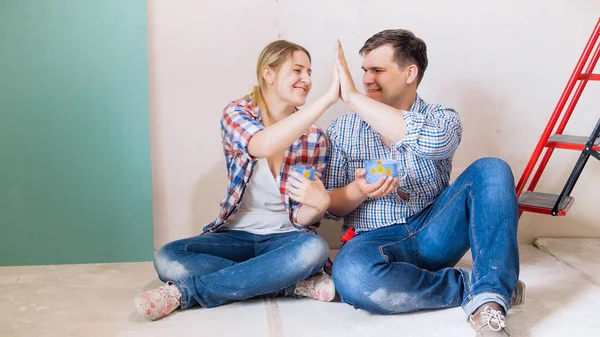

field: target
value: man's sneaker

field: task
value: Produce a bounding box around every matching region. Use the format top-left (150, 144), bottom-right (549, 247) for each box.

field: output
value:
top-left (134, 281), bottom-right (182, 320)
top-left (294, 273), bottom-right (336, 302)
top-left (469, 306), bottom-right (511, 336)
top-left (511, 280), bottom-right (526, 307)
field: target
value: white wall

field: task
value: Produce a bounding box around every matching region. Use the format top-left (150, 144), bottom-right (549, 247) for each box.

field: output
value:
top-left (148, 0), bottom-right (279, 245)
top-left (149, 0), bottom-right (600, 249)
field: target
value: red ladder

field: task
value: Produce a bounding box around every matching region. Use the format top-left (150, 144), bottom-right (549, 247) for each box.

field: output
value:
top-left (517, 17), bottom-right (600, 217)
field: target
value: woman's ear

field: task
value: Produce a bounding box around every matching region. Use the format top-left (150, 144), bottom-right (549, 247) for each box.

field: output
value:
top-left (262, 66), bottom-right (275, 85)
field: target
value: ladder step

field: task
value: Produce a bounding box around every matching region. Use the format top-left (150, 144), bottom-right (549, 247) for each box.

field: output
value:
top-left (546, 134), bottom-right (600, 151)
top-left (518, 191), bottom-right (574, 216)
top-left (579, 73), bottom-right (600, 80)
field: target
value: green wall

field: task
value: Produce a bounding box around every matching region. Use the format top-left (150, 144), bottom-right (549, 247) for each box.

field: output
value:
top-left (0, 1), bottom-right (153, 266)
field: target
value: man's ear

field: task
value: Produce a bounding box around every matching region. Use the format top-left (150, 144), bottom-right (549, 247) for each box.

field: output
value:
top-left (406, 64), bottom-right (419, 85)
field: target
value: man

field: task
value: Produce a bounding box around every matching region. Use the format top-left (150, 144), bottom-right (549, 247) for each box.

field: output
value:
top-left (324, 30), bottom-right (525, 336)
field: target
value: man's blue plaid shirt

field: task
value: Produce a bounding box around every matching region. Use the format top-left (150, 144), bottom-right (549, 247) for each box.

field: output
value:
top-left (323, 94), bottom-right (462, 234)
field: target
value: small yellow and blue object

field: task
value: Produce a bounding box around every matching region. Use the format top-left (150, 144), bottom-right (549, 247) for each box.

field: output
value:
top-left (365, 159), bottom-right (399, 183)
top-left (291, 164), bottom-right (316, 181)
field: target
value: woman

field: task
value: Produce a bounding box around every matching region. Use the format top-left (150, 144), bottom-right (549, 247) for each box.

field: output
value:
top-left (135, 40), bottom-right (340, 320)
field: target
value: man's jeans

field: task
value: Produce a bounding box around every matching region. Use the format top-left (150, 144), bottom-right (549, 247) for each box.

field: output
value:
top-left (332, 157), bottom-right (520, 318)
top-left (154, 230), bottom-right (329, 309)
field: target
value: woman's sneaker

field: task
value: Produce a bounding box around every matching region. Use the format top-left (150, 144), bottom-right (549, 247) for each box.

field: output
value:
top-left (134, 281), bottom-right (182, 320)
top-left (294, 273), bottom-right (336, 302)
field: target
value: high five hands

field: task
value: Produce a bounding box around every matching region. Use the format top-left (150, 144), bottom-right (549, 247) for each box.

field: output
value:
top-left (325, 40), bottom-right (359, 106)
top-left (336, 40), bottom-right (359, 104)
top-left (330, 40), bottom-right (400, 198)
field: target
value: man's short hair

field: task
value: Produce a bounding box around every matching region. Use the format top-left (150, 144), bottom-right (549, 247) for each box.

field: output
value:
top-left (359, 29), bottom-right (428, 85)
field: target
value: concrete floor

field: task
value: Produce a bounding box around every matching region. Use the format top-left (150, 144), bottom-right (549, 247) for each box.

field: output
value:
top-left (1, 239), bottom-right (600, 337)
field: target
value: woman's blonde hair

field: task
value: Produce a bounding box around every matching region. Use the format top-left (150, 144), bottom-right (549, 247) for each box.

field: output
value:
top-left (251, 40), bottom-right (311, 117)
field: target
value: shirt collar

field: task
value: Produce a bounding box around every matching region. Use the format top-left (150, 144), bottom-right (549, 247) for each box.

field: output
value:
top-left (408, 93), bottom-right (424, 113)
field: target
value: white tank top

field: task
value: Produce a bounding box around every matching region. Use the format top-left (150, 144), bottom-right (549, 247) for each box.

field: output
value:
top-left (224, 158), bottom-right (296, 234)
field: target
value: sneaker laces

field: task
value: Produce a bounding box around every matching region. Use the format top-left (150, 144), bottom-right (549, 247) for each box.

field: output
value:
top-left (480, 307), bottom-right (507, 332)
top-left (294, 279), bottom-right (312, 297)
top-left (157, 282), bottom-right (181, 307)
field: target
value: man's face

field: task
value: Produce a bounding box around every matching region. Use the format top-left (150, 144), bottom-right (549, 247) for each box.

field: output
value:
top-left (361, 44), bottom-right (409, 109)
